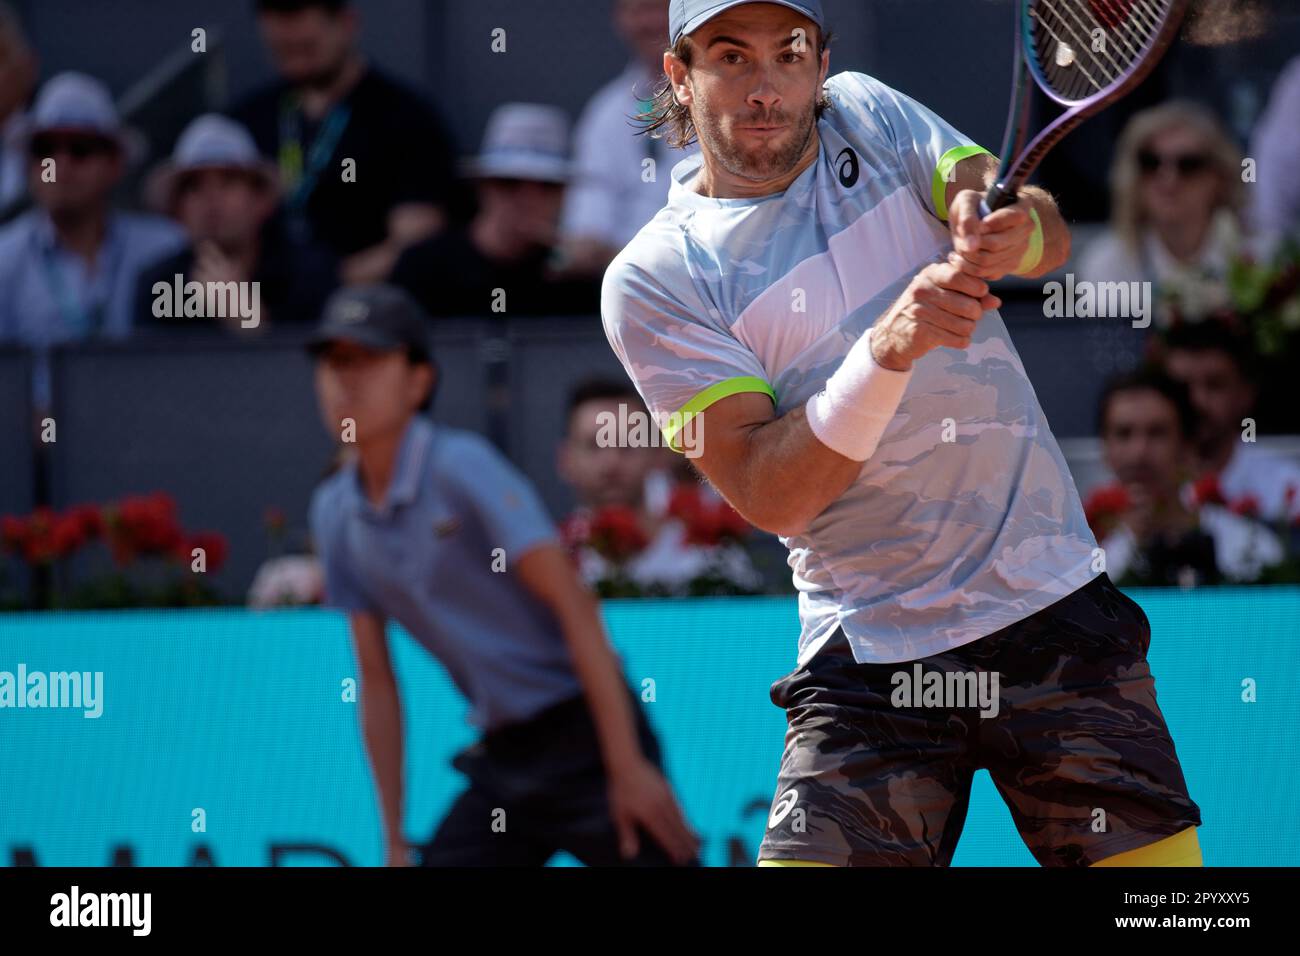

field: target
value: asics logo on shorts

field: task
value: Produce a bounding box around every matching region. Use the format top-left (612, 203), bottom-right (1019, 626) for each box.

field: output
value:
top-left (769, 787), bottom-right (800, 828)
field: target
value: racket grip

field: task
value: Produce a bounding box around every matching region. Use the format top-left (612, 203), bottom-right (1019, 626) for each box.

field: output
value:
top-left (980, 183), bottom-right (1018, 219)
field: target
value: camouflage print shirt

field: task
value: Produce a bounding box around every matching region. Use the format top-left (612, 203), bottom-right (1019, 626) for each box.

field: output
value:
top-left (602, 71), bottom-right (1101, 666)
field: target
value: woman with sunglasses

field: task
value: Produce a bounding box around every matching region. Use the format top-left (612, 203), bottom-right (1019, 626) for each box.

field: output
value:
top-left (1078, 101), bottom-right (1246, 309)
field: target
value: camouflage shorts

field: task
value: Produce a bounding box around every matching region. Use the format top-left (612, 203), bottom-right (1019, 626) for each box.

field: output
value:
top-left (758, 572), bottom-right (1202, 866)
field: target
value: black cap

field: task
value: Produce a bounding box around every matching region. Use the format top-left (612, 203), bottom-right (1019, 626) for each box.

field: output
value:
top-left (307, 284), bottom-right (433, 362)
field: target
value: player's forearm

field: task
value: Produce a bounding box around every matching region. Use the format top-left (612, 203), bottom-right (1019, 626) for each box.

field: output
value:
top-left (714, 404), bottom-right (865, 538)
top-left (516, 545), bottom-right (647, 775)
top-left (359, 671), bottom-right (406, 846)
top-left (553, 591), bottom-right (646, 776)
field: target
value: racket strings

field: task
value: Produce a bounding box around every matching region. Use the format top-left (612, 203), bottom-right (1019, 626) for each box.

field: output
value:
top-left (1035, 4), bottom-right (1110, 97)
top-left (1031, 0), bottom-right (1178, 102)
top-left (1076, 0), bottom-right (1146, 61)
top-left (1039, 4), bottom-right (1120, 88)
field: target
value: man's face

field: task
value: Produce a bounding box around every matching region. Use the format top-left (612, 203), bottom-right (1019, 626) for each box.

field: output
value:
top-left (1101, 389), bottom-right (1188, 493)
top-left (314, 340), bottom-right (431, 444)
top-left (174, 168), bottom-right (271, 248)
top-left (1164, 347), bottom-right (1253, 448)
top-left (615, 0), bottom-right (670, 71)
top-left (673, 3), bottom-right (829, 182)
top-left (558, 397), bottom-right (657, 510)
top-left (28, 131), bottom-right (122, 214)
top-left (257, 8), bottom-right (355, 90)
top-left (479, 177), bottom-right (566, 251)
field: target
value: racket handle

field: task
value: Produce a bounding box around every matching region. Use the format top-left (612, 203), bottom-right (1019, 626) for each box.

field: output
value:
top-left (980, 183), bottom-right (1018, 219)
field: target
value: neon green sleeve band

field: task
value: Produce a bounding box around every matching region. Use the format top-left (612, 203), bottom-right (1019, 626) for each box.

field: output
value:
top-left (932, 144), bottom-right (992, 221)
top-left (662, 376), bottom-right (777, 454)
top-left (1014, 207), bottom-right (1045, 275)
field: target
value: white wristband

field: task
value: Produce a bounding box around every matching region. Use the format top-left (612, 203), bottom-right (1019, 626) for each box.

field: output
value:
top-left (804, 327), bottom-right (914, 461)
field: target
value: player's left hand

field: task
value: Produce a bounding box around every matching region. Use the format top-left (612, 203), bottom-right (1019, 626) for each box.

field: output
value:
top-left (947, 190), bottom-right (1038, 281)
top-left (607, 757), bottom-right (700, 864)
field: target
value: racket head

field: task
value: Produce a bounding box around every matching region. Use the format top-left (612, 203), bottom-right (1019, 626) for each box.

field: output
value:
top-left (1023, 0), bottom-right (1190, 108)
top-left (984, 0), bottom-right (1190, 213)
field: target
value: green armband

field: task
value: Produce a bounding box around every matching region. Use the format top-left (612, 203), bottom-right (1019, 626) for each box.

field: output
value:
top-left (1014, 207), bottom-right (1045, 276)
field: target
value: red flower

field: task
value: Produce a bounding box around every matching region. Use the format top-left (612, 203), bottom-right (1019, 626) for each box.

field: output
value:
top-left (50, 512), bottom-right (88, 558)
top-left (1189, 473), bottom-right (1227, 508)
top-left (588, 506), bottom-right (648, 564)
top-left (714, 501), bottom-right (751, 540)
top-left (1083, 482), bottom-right (1131, 539)
top-left (668, 483), bottom-right (751, 546)
top-left (1229, 495), bottom-right (1261, 518)
top-left (110, 492), bottom-right (183, 561)
top-left (69, 504), bottom-right (104, 540)
top-left (177, 531), bottom-right (229, 574)
top-left (667, 484), bottom-right (705, 525)
top-left (1, 514), bottom-right (28, 554)
top-left (21, 507), bottom-right (57, 564)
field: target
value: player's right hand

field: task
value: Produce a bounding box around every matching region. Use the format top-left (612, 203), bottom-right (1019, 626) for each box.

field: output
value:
top-left (869, 253), bottom-right (1002, 371)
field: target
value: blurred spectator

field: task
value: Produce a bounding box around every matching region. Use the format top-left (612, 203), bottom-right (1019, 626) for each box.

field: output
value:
top-left (1087, 367), bottom-right (1283, 586)
top-left (555, 0), bottom-right (699, 278)
top-left (1078, 102), bottom-right (1245, 298)
top-left (0, 72), bottom-right (183, 409)
top-left (1161, 320), bottom-right (1300, 523)
top-left (1249, 55), bottom-right (1300, 249)
top-left (556, 378), bottom-right (761, 596)
top-left (391, 104), bottom-right (601, 318)
top-left (136, 113), bottom-right (337, 332)
top-left (0, 1), bottom-right (36, 218)
top-left (232, 0), bottom-right (457, 284)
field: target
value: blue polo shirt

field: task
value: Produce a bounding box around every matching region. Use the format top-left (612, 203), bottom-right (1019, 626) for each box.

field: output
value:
top-left (309, 416), bottom-right (583, 732)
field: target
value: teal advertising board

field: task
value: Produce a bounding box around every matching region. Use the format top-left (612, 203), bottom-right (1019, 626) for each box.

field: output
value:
top-left (2, 589), bottom-right (1297, 866)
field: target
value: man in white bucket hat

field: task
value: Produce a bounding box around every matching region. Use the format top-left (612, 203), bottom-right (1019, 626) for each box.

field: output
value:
top-left (136, 113), bottom-right (336, 330)
top-left (0, 71), bottom-right (183, 409)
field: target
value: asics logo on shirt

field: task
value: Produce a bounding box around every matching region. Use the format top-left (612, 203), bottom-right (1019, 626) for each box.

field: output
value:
top-left (836, 147), bottom-right (859, 188)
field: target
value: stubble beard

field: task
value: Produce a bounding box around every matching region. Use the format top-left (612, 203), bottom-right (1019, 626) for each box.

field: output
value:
top-left (693, 92), bottom-right (818, 183)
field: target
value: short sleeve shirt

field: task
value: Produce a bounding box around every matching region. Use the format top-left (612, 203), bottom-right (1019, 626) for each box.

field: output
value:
top-left (309, 417), bottom-right (582, 731)
top-left (602, 72), bottom-right (1101, 665)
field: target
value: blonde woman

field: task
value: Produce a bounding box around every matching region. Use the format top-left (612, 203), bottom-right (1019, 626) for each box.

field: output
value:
top-left (1078, 101), bottom-right (1245, 299)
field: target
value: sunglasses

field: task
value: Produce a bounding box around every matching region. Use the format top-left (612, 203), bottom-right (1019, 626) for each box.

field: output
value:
top-left (29, 134), bottom-right (116, 161)
top-left (1137, 150), bottom-right (1212, 177)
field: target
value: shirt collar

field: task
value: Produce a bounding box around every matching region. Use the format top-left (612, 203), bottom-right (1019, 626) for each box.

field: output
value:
top-left (668, 146), bottom-right (817, 211)
top-left (347, 416), bottom-right (436, 519)
top-left (30, 207), bottom-right (122, 256)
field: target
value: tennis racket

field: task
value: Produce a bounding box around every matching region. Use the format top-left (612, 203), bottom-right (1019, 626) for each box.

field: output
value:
top-left (981, 0), bottom-right (1191, 217)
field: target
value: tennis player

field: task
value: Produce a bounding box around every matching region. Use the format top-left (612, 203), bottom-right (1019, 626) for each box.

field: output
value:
top-left (602, 0), bottom-right (1202, 866)
top-left (307, 284), bottom-right (699, 866)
